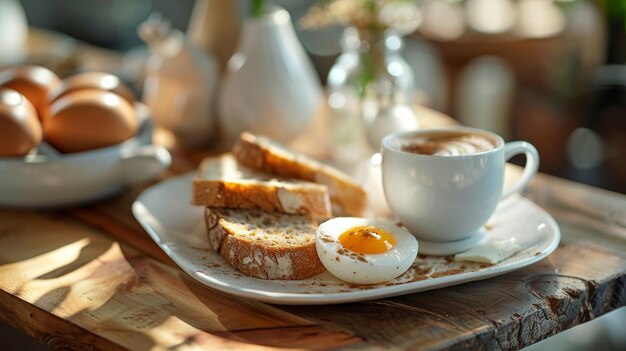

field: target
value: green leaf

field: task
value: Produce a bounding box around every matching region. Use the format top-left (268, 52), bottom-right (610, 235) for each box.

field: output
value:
top-left (252, 0), bottom-right (264, 17)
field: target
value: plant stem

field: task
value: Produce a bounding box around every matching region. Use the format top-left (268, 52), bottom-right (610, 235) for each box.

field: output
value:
top-left (252, 0), bottom-right (264, 17)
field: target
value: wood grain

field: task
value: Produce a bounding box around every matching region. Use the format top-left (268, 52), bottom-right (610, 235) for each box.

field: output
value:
top-left (25, 171), bottom-right (622, 351)
top-left (0, 289), bottom-right (125, 351)
top-left (283, 240), bottom-right (626, 350)
top-left (0, 211), bottom-right (364, 351)
top-left (1, 65), bottom-right (625, 350)
top-left (59, 169), bottom-right (626, 351)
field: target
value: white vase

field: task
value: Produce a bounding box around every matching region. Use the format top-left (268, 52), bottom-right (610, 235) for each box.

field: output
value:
top-left (218, 6), bottom-right (323, 144)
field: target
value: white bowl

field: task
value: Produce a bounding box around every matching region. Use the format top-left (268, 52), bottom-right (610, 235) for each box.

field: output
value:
top-left (0, 106), bottom-right (171, 208)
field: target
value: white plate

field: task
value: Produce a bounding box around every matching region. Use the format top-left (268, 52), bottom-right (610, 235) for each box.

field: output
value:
top-left (133, 173), bottom-right (560, 305)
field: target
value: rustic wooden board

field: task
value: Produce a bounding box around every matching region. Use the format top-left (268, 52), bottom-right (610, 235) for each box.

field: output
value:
top-left (2, 102), bottom-right (626, 350)
top-left (0, 211), bottom-right (364, 350)
top-left (2, 171), bottom-right (624, 351)
top-left (283, 240), bottom-right (626, 350)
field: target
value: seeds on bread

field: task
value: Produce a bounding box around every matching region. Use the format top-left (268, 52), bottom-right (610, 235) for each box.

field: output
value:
top-left (205, 207), bottom-right (325, 280)
top-left (232, 132), bottom-right (367, 216)
top-left (193, 154), bottom-right (332, 218)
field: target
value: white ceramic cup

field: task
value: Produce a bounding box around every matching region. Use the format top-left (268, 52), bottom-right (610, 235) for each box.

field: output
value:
top-left (381, 127), bottom-right (539, 255)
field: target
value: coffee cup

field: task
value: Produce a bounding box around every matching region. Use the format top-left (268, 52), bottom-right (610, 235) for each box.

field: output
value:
top-left (381, 127), bottom-right (539, 255)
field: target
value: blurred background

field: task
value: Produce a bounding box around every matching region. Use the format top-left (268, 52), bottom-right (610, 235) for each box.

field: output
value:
top-left (5, 0), bottom-right (624, 193)
top-left (0, 0), bottom-right (625, 349)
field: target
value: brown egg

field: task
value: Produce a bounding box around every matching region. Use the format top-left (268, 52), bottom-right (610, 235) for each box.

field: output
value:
top-left (0, 65), bottom-right (61, 121)
top-left (0, 88), bottom-right (42, 157)
top-left (44, 89), bottom-right (138, 153)
top-left (49, 72), bottom-right (136, 105)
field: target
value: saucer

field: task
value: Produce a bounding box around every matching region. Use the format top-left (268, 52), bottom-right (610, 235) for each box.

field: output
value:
top-left (417, 229), bottom-right (488, 256)
top-left (133, 173), bottom-right (560, 305)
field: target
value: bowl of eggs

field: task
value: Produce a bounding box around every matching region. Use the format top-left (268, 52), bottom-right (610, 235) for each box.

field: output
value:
top-left (0, 65), bottom-right (171, 208)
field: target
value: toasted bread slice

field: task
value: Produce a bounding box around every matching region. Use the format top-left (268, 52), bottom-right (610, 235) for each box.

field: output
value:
top-left (192, 154), bottom-right (332, 218)
top-left (205, 207), bottom-right (325, 280)
top-left (232, 132), bottom-right (367, 216)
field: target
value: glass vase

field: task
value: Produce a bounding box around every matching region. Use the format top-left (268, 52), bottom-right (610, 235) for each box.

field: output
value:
top-left (327, 27), bottom-right (415, 169)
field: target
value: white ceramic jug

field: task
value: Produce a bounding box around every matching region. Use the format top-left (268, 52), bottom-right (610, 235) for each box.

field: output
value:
top-left (218, 6), bottom-right (323, 144)
top-left (140, 14), bottom-right (219, 147)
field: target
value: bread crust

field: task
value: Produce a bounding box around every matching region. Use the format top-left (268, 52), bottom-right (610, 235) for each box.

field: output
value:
top-left (193, 155), bottom-right (332, 218)
top-left (232, 132), bottom-right (367, 216)
top-left (206, 208), bottom-right (325, 280)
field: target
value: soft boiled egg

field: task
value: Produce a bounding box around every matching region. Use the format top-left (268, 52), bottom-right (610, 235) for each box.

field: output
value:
top-left (316, 217), bottom-right (418, 284)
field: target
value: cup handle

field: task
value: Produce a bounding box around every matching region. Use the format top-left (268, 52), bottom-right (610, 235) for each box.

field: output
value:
top-left (502, 141), bottom-right (539, 199)
top-left (120, 145), bottom-right (171, 184)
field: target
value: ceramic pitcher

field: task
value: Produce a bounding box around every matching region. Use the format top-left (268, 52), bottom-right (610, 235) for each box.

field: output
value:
top-left (140, 15), bottom-right (219, 147)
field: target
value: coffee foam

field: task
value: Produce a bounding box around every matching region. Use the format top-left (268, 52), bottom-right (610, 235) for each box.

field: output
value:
top-left (401, 132), bottom-right (498, 156)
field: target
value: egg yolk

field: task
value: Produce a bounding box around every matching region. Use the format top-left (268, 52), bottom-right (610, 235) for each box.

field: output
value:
top-left (339, 226), bottom-right (396, 254)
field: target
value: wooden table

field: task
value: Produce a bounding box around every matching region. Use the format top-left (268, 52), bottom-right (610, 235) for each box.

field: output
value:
top-left (1, 104), bottom-right (626, 351)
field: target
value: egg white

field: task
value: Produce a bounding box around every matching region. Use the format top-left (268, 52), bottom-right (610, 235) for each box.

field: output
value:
top-left (316, 217), bottom-right (418, 285)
